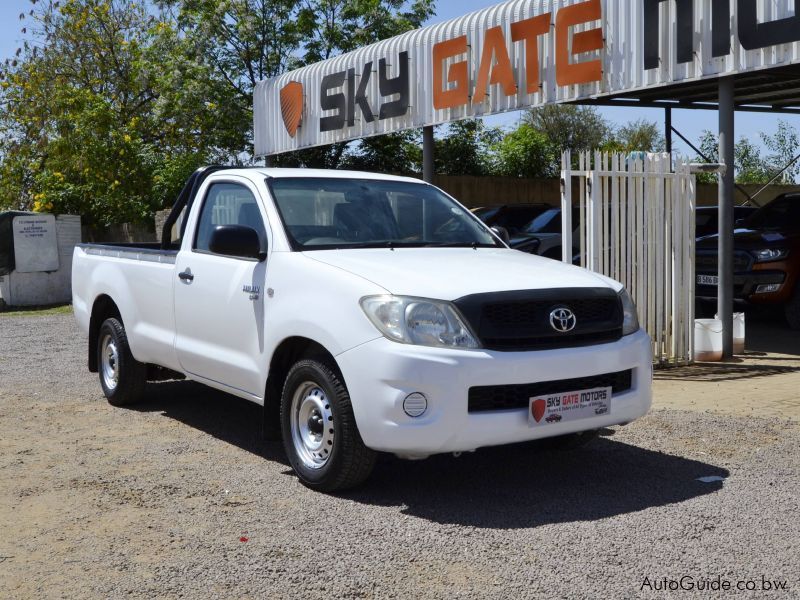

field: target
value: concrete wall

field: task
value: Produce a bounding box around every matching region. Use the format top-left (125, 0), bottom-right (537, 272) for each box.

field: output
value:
top-left (0, 214), bottom-right (81, 308)
top-left (433, 175), bottom-right (563, 208)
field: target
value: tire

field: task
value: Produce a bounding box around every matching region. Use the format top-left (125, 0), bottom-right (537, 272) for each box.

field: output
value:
top-left (785, 281), bottom-right (800, 330)
top-left (539, 429), bottom-right (600, 451)
top-left (280, 358), bottom-right (376, 492)
top-left (97, 317), bottom-right (146, 406)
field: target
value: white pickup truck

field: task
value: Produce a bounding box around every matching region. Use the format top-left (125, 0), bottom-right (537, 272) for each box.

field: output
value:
top-left (73, 167), bottom-right (652, 491)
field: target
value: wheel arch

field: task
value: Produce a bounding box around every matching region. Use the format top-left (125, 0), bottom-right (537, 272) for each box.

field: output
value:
top-left (264, 336), bottom-right (340, 435)
top-left (88, 294), bottom-right (122, 372)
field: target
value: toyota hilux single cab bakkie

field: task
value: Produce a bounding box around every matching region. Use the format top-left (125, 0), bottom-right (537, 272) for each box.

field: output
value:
top-left (72, 166), bottom-right (652, 491)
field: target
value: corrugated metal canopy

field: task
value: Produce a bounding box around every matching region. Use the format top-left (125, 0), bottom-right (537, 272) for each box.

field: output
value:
top-left (587, 63), bottom-right (800, 114)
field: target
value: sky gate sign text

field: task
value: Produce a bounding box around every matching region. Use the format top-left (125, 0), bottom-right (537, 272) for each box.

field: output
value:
top-left (644, 0), bottom-right (800, 69)
top-left (254, 0), bottom-right (800, 157)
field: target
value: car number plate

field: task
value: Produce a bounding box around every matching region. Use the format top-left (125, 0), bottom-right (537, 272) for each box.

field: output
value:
top-left (529, 386), bottom-right (611, 426)
top-left (697, 274), bottom-right (719, 286)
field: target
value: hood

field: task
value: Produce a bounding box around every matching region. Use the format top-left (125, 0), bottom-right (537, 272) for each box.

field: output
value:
top-left (303, 248), bottom-right (620, 300)
top-left (697, 228), bottom-right (800, 251)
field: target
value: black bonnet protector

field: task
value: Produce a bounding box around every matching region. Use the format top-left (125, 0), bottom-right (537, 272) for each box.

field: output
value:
top-left (453, 287), bottom-right (623, 352)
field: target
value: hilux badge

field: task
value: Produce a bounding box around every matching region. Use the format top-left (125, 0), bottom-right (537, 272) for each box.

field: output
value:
top-left (549, 307), bottom-right (577, 332)
top-left (243, 284), bottom-right (260, 300)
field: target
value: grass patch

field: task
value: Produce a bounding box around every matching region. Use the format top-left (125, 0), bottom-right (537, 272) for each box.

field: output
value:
top-left (0, 304), bottom-right (72, 317)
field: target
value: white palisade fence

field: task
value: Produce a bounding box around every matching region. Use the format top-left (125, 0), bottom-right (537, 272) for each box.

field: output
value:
top-left (561, 152), bottom-right (696, 366)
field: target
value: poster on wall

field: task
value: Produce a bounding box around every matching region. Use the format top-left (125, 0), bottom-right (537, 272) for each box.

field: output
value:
top-left (12, 214), bottom-right (59, 273)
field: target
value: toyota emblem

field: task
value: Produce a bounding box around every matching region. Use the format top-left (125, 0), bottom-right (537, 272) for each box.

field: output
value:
top-left (549, 307), bottom-right (577, 333)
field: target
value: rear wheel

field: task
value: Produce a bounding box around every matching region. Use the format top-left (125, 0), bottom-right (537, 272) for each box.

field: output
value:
top-left (281, 359), bottom-right (376, 492)
top-left (97, 317), bottom-right (146, 406)
top-left (785, 281), bottom-right (800, 330)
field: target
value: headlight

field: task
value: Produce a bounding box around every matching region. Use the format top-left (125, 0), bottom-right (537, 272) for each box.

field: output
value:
top-left (752, 248), bottom-right (789, 263)
top-left (360, 295), bottom-right (480, 349)
top-left (618, 288), bottom-right (640, 336)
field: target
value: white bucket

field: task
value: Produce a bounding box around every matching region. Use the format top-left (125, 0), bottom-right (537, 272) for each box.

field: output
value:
top-left (714, 312), bottom-right (746, 355)
top-left (694, 319), bottom-right (723, 362)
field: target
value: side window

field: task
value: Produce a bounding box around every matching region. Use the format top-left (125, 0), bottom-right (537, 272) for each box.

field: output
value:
top-left (194, 183), bottom-right (268, 253)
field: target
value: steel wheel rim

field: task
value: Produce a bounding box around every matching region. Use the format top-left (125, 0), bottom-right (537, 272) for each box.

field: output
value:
top-left (100, 333), bottom-right (119, 391)
top-left (290, 381), bottom-right (334, 470)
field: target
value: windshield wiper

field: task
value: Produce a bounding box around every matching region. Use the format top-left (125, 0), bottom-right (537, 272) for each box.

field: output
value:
top-left (422, 241), bottom-right (495, 249)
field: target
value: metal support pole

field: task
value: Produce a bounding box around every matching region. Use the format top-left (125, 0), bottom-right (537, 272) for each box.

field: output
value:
top-left (665, 107), bottom-right (672, 155)
top-left (718, 78), bottom-right (735, 359)
top-left (423, 125), bottom-right (435, 183)
top-left (264, 155), bottom-right (274, 168)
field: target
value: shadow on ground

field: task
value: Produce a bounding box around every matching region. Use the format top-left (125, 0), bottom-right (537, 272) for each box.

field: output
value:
top-left (745, 308), bottom-right (800, 356)
top-left (654, 362), bottom-right (799, 381)
top-left (131, 380), bottom-right (729, 529)
top-left (131, 380), bottom-right (288, 465)
top-left (344, 433), bottom-right (729, 528)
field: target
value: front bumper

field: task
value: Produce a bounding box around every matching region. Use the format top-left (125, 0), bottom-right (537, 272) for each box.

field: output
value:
top-left (336, 329), bottom-right (653, 457)
top-left (695, 269), bottom-right (789, 303)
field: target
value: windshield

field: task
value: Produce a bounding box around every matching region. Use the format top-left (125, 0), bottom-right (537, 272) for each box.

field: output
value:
top-left (268, 178), bottom-right (501, 250)
top-left (746, 196), bottom-right (800, 231)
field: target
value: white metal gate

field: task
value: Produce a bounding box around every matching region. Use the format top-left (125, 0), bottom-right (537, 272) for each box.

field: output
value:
top-left (561, 152), bottom-right (696, 365)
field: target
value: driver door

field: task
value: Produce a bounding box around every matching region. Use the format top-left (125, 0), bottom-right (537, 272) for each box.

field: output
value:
top-left (174, 179), bottom-right (270, 397)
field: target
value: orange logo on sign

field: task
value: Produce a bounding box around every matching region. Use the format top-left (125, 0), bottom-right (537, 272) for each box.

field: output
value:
top-left (280, 81), bottom-right (304, 138)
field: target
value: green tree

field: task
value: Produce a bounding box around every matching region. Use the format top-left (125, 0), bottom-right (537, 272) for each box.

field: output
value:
top-left (434, 119), bottom-right (502, 176)
top-left (162, 0), bottom-right (434, 166)
top-left (492, 124), bottom-right (558, 179)
top-left (523, 105), bottom-right (613, 157)
top-left (298, 0), bottom-right (434, 63)
top-left (761, 120), bottom-right (800, 184)
top-left (0, 0), bottom-right (209, 226)
top-left (340, 131), bottom-right (421, 175)
top-left (734, 137), bottom-right (768, 184)
top-left (610, 119), bottom-right (666, 153)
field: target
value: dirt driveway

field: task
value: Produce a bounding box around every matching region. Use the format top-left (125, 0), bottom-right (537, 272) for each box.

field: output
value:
top-left (0, 311), bottom-right (798, 599)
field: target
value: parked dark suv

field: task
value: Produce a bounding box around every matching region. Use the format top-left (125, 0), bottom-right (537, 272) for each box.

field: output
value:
top-left (695, 193), bottom-right (800, 328)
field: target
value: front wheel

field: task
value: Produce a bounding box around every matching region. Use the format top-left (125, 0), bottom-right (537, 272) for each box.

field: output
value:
top-left (281, 359), bottom-right (376, 492)
top-left (97, 317), bottom-right (146, 406)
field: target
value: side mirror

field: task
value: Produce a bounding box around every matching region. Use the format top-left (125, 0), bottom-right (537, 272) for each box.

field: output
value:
top-left (209, 225), bottom-right (265, 260)
top-left (491, 225), bottom-right (511, 245)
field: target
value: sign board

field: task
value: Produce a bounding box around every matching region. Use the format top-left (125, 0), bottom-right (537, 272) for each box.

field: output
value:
top-left (13, 214), bottom-right (59, 273)
top-left (254, 0), bottom-right (800, 156)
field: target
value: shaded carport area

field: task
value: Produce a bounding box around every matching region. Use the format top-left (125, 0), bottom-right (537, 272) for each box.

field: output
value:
top-left (580, 63), bottom-right (800, 358)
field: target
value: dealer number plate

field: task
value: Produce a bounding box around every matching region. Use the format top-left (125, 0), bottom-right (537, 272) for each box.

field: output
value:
top-left (529, 386), bottom-right (611, 426)
top-left (696, 274), bottom-right (719, 286)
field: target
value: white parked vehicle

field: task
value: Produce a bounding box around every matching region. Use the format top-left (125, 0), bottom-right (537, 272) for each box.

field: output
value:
top-left (72, 167), bottom-right (652, 491)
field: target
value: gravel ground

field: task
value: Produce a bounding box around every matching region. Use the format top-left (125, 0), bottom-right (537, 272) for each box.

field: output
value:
top-left (0, 313), bottom-right (798, 599)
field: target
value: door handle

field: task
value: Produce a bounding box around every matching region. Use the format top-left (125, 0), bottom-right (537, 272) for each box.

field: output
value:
top-left (178, 270), bottom-right (194, 282)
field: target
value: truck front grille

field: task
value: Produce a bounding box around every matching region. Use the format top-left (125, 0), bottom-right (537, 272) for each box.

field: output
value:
top-left (696, 251), bottom-right (752, 272)
top-left (453, 288), bottom-right (623, 351)
top-left (468, 370), bottom-right (633, 413)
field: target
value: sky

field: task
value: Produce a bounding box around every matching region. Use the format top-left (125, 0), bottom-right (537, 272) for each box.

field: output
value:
top-left (1, 0), bottom-right (798, 158)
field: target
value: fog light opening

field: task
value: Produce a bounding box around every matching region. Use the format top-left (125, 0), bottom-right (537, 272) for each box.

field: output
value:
top-left (403, 392), bottom-right (428, 417)
top-left (755, 283), bottom-right (781, 294)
